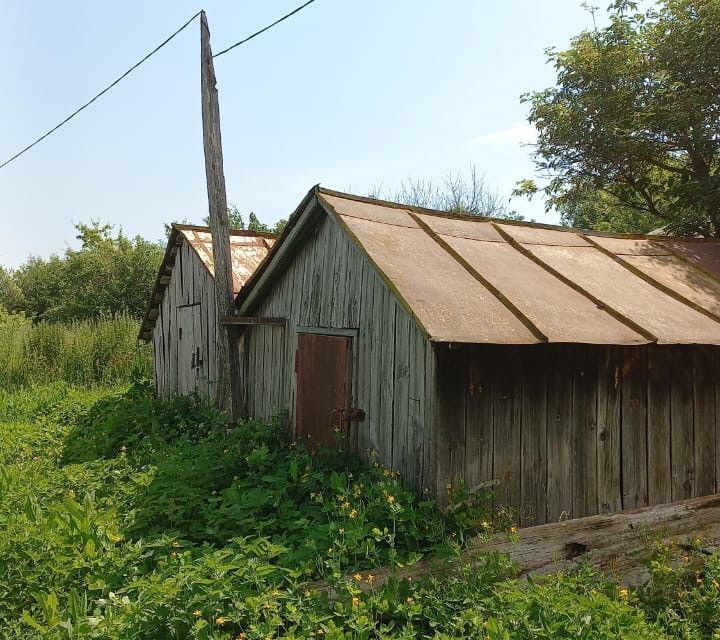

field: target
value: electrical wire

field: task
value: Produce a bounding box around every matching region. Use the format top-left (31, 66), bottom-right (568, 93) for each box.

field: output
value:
top-left (0, 1), bottom-right (319, 171)
top-left (0, 11), bottom-right (201, 171)
top-left (212, 0), bottom-right (317, 58)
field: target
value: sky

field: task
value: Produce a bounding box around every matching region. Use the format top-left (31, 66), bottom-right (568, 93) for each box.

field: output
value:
top-left (0, 1), bottom-right (603, 267)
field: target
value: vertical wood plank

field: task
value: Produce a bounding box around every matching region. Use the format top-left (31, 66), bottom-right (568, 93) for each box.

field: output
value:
top-left (435, 346), bottom-right (467, 501)
top-left (647, 347), bottom-right (672, 505)
top-left (392, 309), bottom-right (411, 474)
top-left (378, 290), bottom-right (396, 467)
top-left (521, 345), bottom-right (548, 526)
top-left (572, 345), bottom-right (598, 518)
top-left (465, 346), bottom-right (494, 495)
top-left (546, 346), bottom-right (573, 522)
top-left (493, 346), bottom-right (521, 520)
top-left (621, 347), bottom-right (648, 509)
top-left (671, 346), bottom-right (694, 500)
top-left (406, 323), bottom-right (425, 493)
top-left (423, 341), bottom-right (438, 497)
top-left (693, 346), bottom-right (715, 497)
top-left (597, 347), bottom-right (622, 514)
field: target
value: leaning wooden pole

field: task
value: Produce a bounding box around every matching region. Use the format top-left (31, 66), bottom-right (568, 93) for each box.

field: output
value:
top-left (200, 11), bottom-right (242, 418)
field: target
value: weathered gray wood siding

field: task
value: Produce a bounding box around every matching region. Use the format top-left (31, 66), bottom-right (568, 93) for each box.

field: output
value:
top-left (242, 210), bottom-right (438, 493)
top-left (436, 343), bottom-right (720, 525)
top-left (152, 240), bottom-right (218, 400)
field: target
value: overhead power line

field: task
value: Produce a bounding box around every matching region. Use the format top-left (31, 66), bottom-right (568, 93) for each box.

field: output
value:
top-left (0, 0), bottom-right (319, 171)
top-left (212, 0), bottom-right (317, 58)
top-left (0, 11), bottom-right (201, 171)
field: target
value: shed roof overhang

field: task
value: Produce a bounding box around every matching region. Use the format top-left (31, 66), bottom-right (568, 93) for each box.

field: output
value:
top-left (234, 186), bottom-right (720, 346)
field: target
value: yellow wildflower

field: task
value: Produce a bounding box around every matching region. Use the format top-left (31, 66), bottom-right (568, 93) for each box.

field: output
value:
top-left (349, 509), bottom-right (358, 519)
top-left (338, 528), bottom-right (345, 535)
top-left (406, 596), bottom-right (414, 604)
top-left (510, 526), bottom-right (518, 534)
top-left (387, 495), bottom-right (395, 504)
top-left (352, 597), bottom-right (360, 608)
top-left (619, 589), bottom-right (629, 599)
top-left (216, 616), bottom-right (227, 626)
top-left (481, 521), bottom-right (490, 529)
top-left (366, 574), bottom-right (375, 585)
top-left (353, 573), bottom-right (363, 582)
top-left (192, 610), bottom-right (202, 618)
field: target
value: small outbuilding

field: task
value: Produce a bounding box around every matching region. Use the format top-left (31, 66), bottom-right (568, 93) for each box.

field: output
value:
top-left (231, 186), bottom-right (720, 524)
top-left (140, 224), bottom-right (274, 401)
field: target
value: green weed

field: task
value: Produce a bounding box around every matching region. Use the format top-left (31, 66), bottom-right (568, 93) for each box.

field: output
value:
top-left (0, 383), bottom-right (717, 639)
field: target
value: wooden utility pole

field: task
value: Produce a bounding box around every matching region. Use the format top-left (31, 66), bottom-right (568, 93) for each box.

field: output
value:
top-left (200, 11), bottom-right (242, 418)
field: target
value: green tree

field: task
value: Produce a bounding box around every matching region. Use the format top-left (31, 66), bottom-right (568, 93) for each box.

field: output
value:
top-left (202, 204), bottom-right (286, 234)
top-left (523, 0), bottom-right (720, 236)
top-left (1, 221), bottom-right (163, 322)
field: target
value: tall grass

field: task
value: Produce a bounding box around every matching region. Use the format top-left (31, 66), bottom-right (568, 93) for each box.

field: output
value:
top-left (0, 309), bottom-right (151, 389)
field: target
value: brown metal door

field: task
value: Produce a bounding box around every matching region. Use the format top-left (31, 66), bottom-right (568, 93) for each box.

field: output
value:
top-left (296, 332), bottom-right (351, 449)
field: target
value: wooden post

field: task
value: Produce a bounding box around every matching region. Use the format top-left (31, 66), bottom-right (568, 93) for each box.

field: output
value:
top-left (200, 11), bottom-right (243, 418)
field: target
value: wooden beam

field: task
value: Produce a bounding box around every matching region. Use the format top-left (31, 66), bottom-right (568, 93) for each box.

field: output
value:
top-left (201, 11), bottom-right (243, 418)
top-left (221, 316), bottom-right (287, 326)
top-left (311, 493), bottom-right (720, 597)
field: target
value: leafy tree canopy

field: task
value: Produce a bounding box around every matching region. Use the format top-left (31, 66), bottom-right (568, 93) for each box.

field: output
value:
top-left (522, 0), bottom-right (720, 236)
top-left (1, 221), bottom-right (164, 323)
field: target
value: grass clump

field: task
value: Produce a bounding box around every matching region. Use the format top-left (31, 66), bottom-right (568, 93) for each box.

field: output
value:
top-left (0, 309), bottom-right (150, 389)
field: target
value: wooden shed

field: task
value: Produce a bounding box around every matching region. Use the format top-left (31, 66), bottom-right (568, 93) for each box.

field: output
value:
top-left (140, 224), bottom-right (274, 401)
top-left (232, 186), bottom-right (720, 524)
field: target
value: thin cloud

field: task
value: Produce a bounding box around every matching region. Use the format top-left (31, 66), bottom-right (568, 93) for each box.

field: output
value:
top-left (473, 121), bottom-right (537, 146)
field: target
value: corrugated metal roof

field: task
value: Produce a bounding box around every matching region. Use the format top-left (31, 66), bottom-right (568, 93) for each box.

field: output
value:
top-left (139, 225), bottom-right (275, 341)
top-left (313, 189), bottom-right (720, 345)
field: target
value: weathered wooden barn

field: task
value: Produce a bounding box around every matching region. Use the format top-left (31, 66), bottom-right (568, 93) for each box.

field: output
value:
top-left (139, 224), bottom-right (274, 400)
top-left (231, 186), bottom-right (720, 525)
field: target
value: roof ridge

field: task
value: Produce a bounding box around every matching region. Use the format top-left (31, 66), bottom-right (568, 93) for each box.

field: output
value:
top-left (317, 186), bottom-right (718, 242)
top-left (491, 223), bottom-right (657, 343)
top-left (173, 223), bottom-right (278, 239)
top-left (580, 232), bottom-right (720, 327)
top-left (406, 210), bottom-right (548, 343)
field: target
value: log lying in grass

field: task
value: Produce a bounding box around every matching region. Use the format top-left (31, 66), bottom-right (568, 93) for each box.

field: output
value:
top-left (312, 493), bottom-right (720, 597)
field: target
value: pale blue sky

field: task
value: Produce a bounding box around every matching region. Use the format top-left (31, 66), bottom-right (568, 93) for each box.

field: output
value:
top-left (1, 1), bottom-right (602, 267)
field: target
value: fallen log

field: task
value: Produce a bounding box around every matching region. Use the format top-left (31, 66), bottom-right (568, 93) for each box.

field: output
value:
top-left (311, 493), bottom-right (720, 598)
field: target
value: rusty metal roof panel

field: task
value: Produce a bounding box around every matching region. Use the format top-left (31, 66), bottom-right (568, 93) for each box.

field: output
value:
top-left (514, 241), bottom-right (720, 344)
top-left (662, 240), bottom-right (720, 279)
top-left (589, 236), bottom-right (720, 317)
top-left (416, 215), bottom-right (645, 344)
top-left (181, 228), bottom-right (275, 294)
top-left (338, 213), bottom-right (539, 344)
top-left (495, 223), bottom-right (591, 247)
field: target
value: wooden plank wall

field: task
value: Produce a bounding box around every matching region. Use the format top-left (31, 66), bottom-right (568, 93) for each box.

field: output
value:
top-left (152, 240), bottom-right (218, 401)
top-left (436, 343), bottom-right (719, 526)
top-left (243, 212), bottom-right (438, 494)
